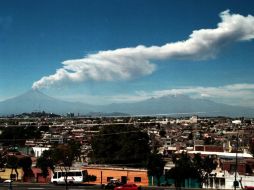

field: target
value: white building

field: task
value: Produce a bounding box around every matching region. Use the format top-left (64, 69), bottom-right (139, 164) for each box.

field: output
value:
top-left (203, 170), bottom-right (254, 189)
top-left (32, 147), bottom-right (49, 157)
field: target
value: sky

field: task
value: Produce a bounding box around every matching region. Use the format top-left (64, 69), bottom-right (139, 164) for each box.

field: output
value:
top-left (1, 0), bottom-right (254, 106)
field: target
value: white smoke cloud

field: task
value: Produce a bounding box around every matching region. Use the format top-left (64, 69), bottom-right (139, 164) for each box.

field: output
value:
top-left (32, 10), bottom-right (254, 89)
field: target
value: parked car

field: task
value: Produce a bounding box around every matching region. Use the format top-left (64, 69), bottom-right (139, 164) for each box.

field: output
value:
top-left (3, 179), bottom-right (13, 183)
top-left (114, 183), bottom-right (141, 190)
top-left (105, 179), bottom-right (123, 189)
top-left (245, 186), bottom-right (254, 190)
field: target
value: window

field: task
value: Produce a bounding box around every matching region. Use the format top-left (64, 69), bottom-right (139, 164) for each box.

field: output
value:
top-left (220, 178), bottom-right (225, 187)
top-left (75, 172), bottom-right (82, 176)
top-left (215, 178), bottom-right (219, 188)
top-left (121, 176), bottom-right (127, 184)
top-left (209, 178), bottom-right (213, 188)
top-left (107, 177), bottom-right (113, 182)
top-left (230, 164), bottom-right (236, 173)
top-left (67, 172), bottom-right (74, 176)
top-left (134, 177), bottom-right (141, 183)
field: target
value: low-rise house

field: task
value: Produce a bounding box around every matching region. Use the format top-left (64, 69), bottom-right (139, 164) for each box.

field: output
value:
top-left (82, 165), bottom-right (149, 186)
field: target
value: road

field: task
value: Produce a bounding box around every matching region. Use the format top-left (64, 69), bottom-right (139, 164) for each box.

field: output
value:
top-left (0, 183), bottom-right (102, 190)
top-left (0, 183), bottom-right (205, 190)
top-left (0, 183), bottom-right (177, 190)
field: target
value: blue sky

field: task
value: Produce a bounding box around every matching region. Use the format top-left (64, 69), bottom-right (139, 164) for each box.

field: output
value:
top-left (1, 0), bottom-right (254, 106)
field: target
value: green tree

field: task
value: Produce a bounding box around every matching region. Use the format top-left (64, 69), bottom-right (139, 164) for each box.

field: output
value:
top-left (0, 152), bottom-right (6, 170)
top-left (36, 157), bottom-right (50, 182)
top-left (18, 156), bottom-right (34, 180)
top-left (68, 140), bottom-right (81, 162)
top-left (166, 153), bottom-right (217, 189)
top-left (193, 154), bottom-right (217, 187)
top-left (36, 149), bottom-right (55, 182)
top-left (52, 144), bottom-right (76, 190)
top-left (0, 126), bottom-right (41, 146)
top-left (91, 125), bottom-right (150, 167)
top-left (36, 141), bottom-right (80, 188)
top-left (249, 138), bottom-right (254, 156)
top-left (6, 155), bottom-right (19, 181)
top-left (147, 152), bottom-right (166, 186)
top-left (159, 129), bottom-right (166, 137)
top-left (52, 144), bottom-right (74, 167)
top-left (166, 152), bottom-right (200, 189)
top-left (188, 132), bottom-right (193, 140)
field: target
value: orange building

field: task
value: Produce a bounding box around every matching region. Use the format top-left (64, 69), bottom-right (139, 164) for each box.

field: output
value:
top-left (82, 165), bottom-right (149, 186)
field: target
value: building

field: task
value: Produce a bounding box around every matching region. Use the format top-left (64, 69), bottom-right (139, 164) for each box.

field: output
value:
top-left (32, 147), bottom-right (49, 157)
top-left (82, 165), bottom-right (149, 186)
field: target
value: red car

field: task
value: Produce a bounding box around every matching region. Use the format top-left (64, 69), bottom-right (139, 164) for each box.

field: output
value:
top-left (114, 183), bottom-right (141, 190)
top-left (245, 186), bottom-right (254, 190)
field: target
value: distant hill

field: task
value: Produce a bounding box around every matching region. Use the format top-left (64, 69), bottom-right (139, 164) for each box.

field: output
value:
top-left (100, 94), bottom-right (254, 117)
top-left (0, 89), bottom-right (253, 117)
top-left (0, 89), bottom-right (96, 115)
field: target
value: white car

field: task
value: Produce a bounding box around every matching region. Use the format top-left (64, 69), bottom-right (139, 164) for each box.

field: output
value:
top-left (3, 179), bottom-right (13, 183)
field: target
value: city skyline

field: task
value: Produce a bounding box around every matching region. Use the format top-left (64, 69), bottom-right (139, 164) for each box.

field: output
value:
top-left (1, 0), bottom-right (254, 107)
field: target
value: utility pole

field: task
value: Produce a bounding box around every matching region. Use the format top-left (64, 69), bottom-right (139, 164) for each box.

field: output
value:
top-left (234, 124), bottom-right (239, 190)
top-left (100, 171), bottom-right (102, 185)
top-left (8, 179), bottom-right (13, 190)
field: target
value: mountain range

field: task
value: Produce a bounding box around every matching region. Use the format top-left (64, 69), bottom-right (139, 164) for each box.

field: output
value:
top-left (0, 89), bottom-right (253, 117)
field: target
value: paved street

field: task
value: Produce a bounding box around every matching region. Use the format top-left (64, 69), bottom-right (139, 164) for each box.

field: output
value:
top-left (0, 183), bottom-right (102, 190)
top-left (0, 183), bottom-right (177, 190)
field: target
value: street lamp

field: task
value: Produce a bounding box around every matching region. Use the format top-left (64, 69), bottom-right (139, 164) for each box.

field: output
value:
top-left (234, 131), bottom-right (239, 190)
top-left (232, 120), bottom-right (241, 190)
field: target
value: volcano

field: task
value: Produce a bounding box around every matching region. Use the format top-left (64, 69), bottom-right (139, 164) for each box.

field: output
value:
top-left (0, 89), bottom-right (95, 115)
top-left (0, 89), bottom-right (254, 117)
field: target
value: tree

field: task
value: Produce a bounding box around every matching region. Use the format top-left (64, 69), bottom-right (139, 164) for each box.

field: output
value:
top-left (192, 154), bottom-right (217, 187)
top-left (18, 156), bottom-right (34, 180)
top-left (52, 144), bottom-right (76, 190)
top-left (91, 125), bottom-right (150, 167)
top-left (36, 141), bottom-right (80, 189)
top-left (0, 126), bottom-right (41, 146)
top-left (36, 157), bottom-right (50, 182)
top-left (0, 152), bottom-right (6, 170)
top-left (68, 140), bottom-right (81, 162)
top-left (150, 133), bottom-right (162, 153)
top-left (6, 155), bottom-right (19, 189)
top-left (166, 152), bottom-right (200, 189)
top-left (166, 152), bottom-right (217, 189)
top-left (147, 152), bottom-right (166, 186)
top-left (52, 144), bottom-right (75, 166)
top-left (159, 129), bottom-right (166, 137)
top-left (188, 132), bottom-right (193, 140)
top-left (249, 138), bottom-right (254, 156)
top-left (36, 143), bottom-right (77, 190)
top-left (36, 149), bottom-right (55, 182)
